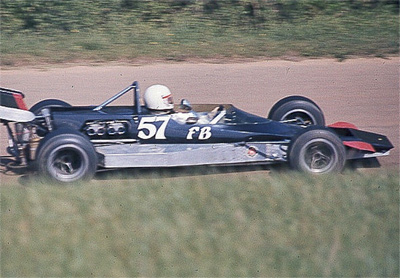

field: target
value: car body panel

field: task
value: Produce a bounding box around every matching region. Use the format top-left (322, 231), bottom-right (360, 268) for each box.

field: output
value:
top-left (97, 141), bottom-right (289, 168)
top-left (49, 104), bottom-right (304, 144)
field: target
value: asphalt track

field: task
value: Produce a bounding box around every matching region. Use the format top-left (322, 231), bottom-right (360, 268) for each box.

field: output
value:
top-left (1, 58), bottom-right (398, 182)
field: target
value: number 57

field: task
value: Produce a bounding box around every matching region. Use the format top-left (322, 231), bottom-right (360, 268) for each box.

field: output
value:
top-left (137, 116), bottom-right (170, 140)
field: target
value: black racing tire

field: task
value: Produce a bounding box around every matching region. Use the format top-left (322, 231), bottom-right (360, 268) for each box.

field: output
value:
top-left (35, 128), bottom-right (97, 183)
top-left (30, 99), bottom-right (71, 116)
top-left (288, 128), bottom-right (345, 174)
top-left (268, 96), bottom-right (325, 126)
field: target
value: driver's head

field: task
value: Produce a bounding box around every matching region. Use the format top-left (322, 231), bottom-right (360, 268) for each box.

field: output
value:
top-left (144, 85), bottom-right (174, 111)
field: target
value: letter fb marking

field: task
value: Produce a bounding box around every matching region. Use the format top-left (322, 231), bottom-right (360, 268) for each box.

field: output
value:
top-left (199, 127), bottom-right (212, 140)
top-left (186, 126), bottom-right (212, 140)
top-left (187, 127), bottom-right (200, 140)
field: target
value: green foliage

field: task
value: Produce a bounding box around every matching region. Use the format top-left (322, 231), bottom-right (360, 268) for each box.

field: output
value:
top-left (1, 169), bottom-right (399, 276)
top-left (1, 0), bottom-right (398, 33)
top-left (0, 0), bottom-right (398, 64)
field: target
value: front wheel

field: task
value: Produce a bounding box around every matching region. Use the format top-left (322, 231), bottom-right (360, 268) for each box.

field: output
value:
top-left (289, 128), bottom-right (345, 174)
top-left (35, 129), bottom-right (97, 183)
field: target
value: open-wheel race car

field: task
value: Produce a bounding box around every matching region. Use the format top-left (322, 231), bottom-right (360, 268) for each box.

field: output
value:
top-left (0, 82), bottom-right (393, 183)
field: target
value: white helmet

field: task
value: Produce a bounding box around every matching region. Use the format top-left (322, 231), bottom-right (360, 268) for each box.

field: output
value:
top-left (144, 85), bottom-right (174, 111)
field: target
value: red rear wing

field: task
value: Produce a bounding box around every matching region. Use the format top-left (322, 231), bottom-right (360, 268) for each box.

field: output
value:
top-left (0, 88), bottom-right (28, 110)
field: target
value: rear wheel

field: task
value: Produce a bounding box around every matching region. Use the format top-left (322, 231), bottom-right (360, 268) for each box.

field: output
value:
top-left (30, 99), bottom-right (71, 115)
top-left (268, 96), bottom-right (325, 126)
top-left (289, 128), bottom-right (345, 174)
top-left (36, 129), bottom-right (97, 183)
top-left (30, 99), bottom-right (72, 137)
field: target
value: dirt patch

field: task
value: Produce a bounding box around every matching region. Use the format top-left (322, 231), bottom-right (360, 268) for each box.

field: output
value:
top-left (1, 58), bottom-right (398, 183)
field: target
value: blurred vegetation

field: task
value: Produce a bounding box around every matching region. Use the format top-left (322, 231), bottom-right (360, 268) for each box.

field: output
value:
top-left (1, 168), bottom-right (399, 276)
top-left (0, 0), bottom-right (398, 64)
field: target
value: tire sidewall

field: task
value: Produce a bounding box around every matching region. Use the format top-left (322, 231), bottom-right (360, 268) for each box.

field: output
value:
top-left (30, 99), bottom-right (71, 115)
top-left (36, 129), bottom-right (97, 183)
top-left (268, 96), bottom-right (322, 118)
top-left (289, 128), bottom-right (345, 173)
top-left (268, 97), bottom-right (325, 126)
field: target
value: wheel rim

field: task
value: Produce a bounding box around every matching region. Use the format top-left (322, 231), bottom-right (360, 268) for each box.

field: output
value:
top-left (281, 109), bottom-right (317, 126)
top-left (47, 144), bottom-right (88, 181)
top-left (300, 139), bottom-right (338, 173)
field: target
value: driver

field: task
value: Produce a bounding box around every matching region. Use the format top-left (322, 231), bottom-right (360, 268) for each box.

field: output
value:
top-left (144, 84), bottom-right (208, 124)
top-left (143, 84), bottom-right (174, 113)
top-left (144, 84), bottom-right (223, 125)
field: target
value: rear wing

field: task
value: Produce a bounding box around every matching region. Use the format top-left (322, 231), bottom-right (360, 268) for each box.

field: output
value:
top-left (0, 87), bottom-right (34, 122)
top-left (0, 87), bottom-right (28, 110)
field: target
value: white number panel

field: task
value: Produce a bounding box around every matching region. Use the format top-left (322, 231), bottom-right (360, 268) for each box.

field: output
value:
top-left (137, 115), bottom-right (170, 140)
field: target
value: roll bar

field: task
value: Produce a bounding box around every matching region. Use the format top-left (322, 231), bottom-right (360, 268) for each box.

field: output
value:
top-left (93, 81), bottom-right (141, 114)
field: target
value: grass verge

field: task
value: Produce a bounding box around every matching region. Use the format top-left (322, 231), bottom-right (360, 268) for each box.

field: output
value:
top-left (1, 168), bottom-right (399, 277)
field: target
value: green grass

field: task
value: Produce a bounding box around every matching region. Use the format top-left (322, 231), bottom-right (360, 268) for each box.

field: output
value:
top-left (1, 9), bottom-right (398, 66)
top-left (1, 168), bottom-right (399, 277)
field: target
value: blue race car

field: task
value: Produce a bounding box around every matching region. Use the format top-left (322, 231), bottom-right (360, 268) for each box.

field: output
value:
top-left (0, 82), bottom-right (393, 182)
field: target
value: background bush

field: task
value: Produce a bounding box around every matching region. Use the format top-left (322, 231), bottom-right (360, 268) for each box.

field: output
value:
top-left (1, 0), bottom-right (398, 33)
top-left (0, 0), bottom-right (398, 64)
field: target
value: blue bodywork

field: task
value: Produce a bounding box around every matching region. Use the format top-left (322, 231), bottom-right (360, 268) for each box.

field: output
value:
top-left (43, 81), bottom-right (392, 153)
top-left (49, 104), bottom-right (302, 144)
